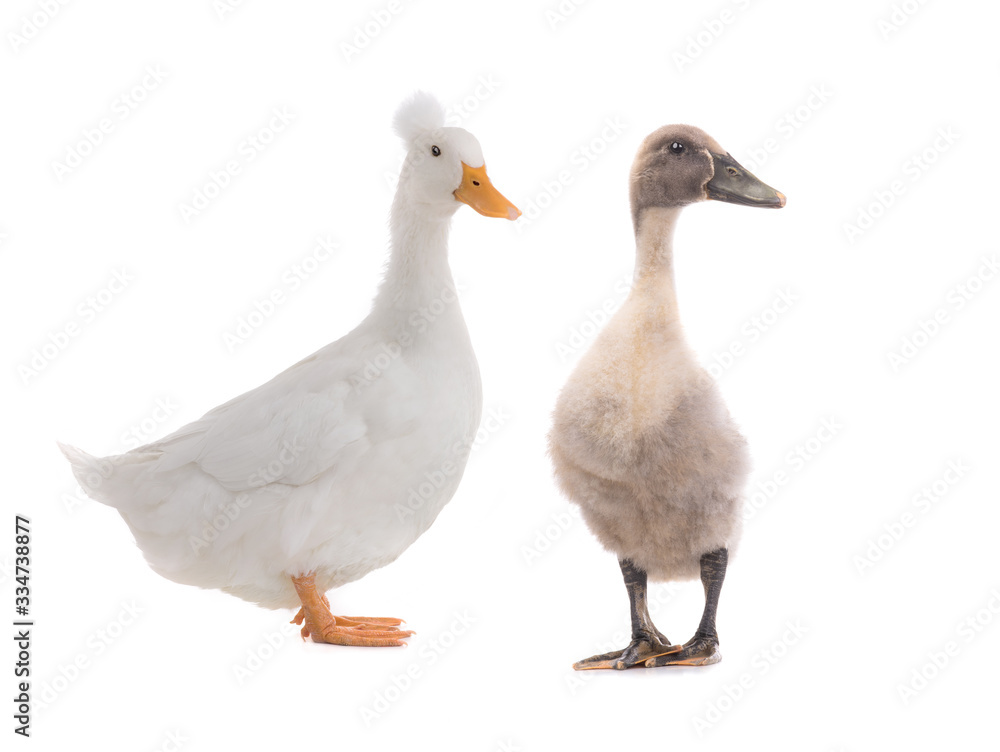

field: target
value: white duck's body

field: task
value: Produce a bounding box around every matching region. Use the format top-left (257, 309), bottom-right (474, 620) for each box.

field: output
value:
top-left (65, 202), bottom-right (480, 609)
top-left (61, 94), bottom-right (519, 638)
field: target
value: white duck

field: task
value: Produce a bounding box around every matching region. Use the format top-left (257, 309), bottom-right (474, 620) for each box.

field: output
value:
top-left (60, 92), bottom-right (520, 647)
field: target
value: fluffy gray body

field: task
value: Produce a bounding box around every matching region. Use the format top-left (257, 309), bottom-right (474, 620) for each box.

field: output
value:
top-left (549, 124), bottom-right (754, 584)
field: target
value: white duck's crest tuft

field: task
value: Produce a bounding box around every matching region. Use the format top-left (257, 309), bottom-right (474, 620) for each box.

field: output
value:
top-left (393, 91), bottom-right (446, 147)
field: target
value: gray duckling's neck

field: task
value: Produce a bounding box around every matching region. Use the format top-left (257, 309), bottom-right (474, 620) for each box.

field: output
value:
top-left (632, 206), bottom-right (683, 314)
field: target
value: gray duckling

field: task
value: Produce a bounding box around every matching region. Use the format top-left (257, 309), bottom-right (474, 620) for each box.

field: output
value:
top-left (549, 124), bottom-right (785, 670)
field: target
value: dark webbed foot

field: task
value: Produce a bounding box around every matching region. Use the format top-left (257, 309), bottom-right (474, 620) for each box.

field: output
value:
top-left (644, 549), bottom-right (728, 668)
top-left (573, 559), bottom-right (681, 670)
top-left (575, 549), bottom-right (730, 670)
top-left (574, 631), bottom-right (680, 671)
top-left (644, 633), bottom-right (720, 667)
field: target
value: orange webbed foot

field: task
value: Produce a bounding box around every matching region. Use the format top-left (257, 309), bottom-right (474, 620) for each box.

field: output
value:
top-left (290, 574), bottom-right (412, 647)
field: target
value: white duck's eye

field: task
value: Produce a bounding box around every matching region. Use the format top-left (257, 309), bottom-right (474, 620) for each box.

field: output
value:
top-left (669, 141), bottom-right (685, 155)
top-left (431, 145), bottom-right (441, 157)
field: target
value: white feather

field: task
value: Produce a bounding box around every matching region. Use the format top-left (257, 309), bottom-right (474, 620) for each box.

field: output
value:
top-left (392, 90), bottom-right (445, 146)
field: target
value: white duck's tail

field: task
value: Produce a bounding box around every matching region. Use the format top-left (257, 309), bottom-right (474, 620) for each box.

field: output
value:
top-left (58, 442), bottom-right (120, 507)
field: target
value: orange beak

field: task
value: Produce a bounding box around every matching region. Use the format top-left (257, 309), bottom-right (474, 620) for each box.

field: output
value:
top-left (454, 162), bottom-right (521, 220)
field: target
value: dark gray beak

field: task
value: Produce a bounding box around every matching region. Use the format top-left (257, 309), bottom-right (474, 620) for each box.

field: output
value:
top-left (706, 153), bottom-right (786, 208)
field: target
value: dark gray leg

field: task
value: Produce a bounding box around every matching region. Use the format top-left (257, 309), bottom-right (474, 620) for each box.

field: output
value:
top-left (621, 558), bottom-right (670, 646)
top-left (645, 547), bottom-right (728, 667)
top-left (572, 558), bottom-right (680, 671)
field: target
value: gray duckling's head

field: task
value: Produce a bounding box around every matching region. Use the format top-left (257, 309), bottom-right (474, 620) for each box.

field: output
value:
top-left (629, 124), bottom-right (785, 230)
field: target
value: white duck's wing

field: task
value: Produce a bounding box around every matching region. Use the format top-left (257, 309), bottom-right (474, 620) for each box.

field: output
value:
top-left (148, 338), bottom-right (397, 493)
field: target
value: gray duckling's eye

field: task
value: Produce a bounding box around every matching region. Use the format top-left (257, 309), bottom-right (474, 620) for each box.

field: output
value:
top-left (431, 145), bottom-right (441, 157)
top-left (669, 141), bottom-right (685, 155)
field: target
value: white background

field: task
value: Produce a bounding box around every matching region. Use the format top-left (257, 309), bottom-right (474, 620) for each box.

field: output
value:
top-left (3, 0), bottom-right (999, 749)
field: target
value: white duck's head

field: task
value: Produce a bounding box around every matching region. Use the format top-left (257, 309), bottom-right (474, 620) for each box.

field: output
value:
top-left (393, 92), bottom-right (520, 221)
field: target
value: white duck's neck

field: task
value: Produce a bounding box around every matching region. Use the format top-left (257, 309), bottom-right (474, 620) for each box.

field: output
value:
top-left (372, 193), bottom-right (460, 323)
top-left (632, 206), bottom-right (682, 312)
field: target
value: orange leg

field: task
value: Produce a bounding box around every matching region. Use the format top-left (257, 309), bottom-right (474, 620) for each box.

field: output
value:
top-left (290, 573), bottom-right (413, 647)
